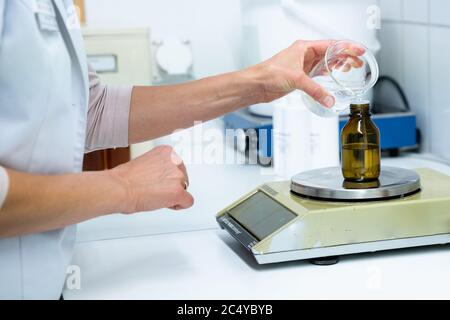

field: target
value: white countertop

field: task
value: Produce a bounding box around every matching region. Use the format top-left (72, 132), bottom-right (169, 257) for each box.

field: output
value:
top-left (64, 228), bottom-right (450, 300)
top-left (65, 120), bottom-right (450, 299)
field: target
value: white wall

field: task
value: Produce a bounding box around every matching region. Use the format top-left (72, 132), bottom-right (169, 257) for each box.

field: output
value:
top-left (84, 0), bottom-right (242, 78)
top-left (85, 0), bottom-right (450, 162)
top-left (378, 0), bottom-right (450, 161)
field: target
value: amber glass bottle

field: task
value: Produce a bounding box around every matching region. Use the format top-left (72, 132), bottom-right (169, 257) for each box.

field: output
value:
top-left (341, 102), bottom-right (381, 182)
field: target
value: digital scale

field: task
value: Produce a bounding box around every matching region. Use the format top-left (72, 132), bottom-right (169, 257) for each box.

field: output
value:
top-left (217, 167), bottom-right (450, 265)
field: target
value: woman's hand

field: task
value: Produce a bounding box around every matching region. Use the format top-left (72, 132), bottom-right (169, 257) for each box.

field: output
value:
top-left (111, 145), bottom-right (194, 214)
top-left (0, 145), bottom-right (193, 238)
top-left (250, 39), bottom-right (363, 108)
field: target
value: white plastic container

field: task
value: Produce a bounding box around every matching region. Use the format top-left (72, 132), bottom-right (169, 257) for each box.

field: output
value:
top-left (273, 92), bottom-right (339, 179)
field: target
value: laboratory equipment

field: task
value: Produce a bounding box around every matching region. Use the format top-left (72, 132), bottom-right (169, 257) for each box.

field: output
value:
top-left (303, 40), bottom-right (379, 117)
top-left (152, 37), bottom-right (194, 84)
top-left (224, 109), bottom-right (273, 164)
top-left (341, 102), bottom-right (381, 182)
top-left (83, 28), bottom-right (152, 85)
top-left (224, 110), bottom-right (417, 164)
top-left (217, 167), bottom-right (450, 264)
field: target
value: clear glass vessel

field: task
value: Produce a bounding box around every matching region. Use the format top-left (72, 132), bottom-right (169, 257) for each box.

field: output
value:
top-left (303, 40), bottom-right (379, 117)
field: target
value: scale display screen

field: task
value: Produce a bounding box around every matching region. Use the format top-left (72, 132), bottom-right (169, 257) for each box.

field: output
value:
top-left (228, 192), bottom-right (297, 240)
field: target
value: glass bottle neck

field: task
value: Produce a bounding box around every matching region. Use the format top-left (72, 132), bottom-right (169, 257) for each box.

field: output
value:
top-left (350, 104), bottom-right (371, 117)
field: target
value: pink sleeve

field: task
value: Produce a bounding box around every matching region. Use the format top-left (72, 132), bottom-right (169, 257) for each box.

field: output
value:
top-left (85, 66), bottom-right (133, 153)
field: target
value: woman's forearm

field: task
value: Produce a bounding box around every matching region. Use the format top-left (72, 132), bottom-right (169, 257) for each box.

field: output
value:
top-left (0, 168), bottom-right (127, 238)
top-left (128, 67), bottom-right (264, 144)
top-left (128, 40), bottom-right (341, 144)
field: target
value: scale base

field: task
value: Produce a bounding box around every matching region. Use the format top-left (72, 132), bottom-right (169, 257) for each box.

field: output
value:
top-left (253, 234), bottom-right (450, 265)
top-left (309, 256), bottom-right (340, 266)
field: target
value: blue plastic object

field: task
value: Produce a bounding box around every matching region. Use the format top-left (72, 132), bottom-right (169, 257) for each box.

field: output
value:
top-left (224, 110), bottom-right (417, 159)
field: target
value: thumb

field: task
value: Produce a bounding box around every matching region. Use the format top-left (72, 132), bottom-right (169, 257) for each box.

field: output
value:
top-left (170, 190), bottom-right (195, 210)
top-left (297, 74), bottom-right (335, 108)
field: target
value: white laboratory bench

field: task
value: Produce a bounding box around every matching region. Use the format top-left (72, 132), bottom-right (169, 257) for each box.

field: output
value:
top-left (64, 228), bottom-right (450, 300)
top-left (65, 121), bottom-right (450, 300)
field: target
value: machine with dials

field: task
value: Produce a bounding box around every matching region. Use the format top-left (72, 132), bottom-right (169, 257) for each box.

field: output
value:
top-left (216, 167), bottom-right (450, 264)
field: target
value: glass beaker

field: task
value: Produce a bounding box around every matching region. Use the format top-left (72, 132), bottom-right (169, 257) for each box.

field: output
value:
top-left (302, 40), bottom-right (379, 117)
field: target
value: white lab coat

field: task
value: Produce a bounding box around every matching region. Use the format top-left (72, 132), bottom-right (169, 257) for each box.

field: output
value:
top-left (0, 0), bottom-right (88, 299)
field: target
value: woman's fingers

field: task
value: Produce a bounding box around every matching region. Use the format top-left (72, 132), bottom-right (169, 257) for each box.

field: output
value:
top-left (334, 42), bottom-right (366, 56)
top-left (170, 150), bottom-right (189, 187)
top-left (305, 39), bottom-right (336, 56)
top-left (297, 74), bottom-right (335, 108)
top-left (329, 54), bottom-right (364, 71)
top-left (169, 189), bottom-right (194, 210)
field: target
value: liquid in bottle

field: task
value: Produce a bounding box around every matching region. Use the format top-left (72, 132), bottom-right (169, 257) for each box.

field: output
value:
top-left (341, 102), bottom-right (381, 182)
